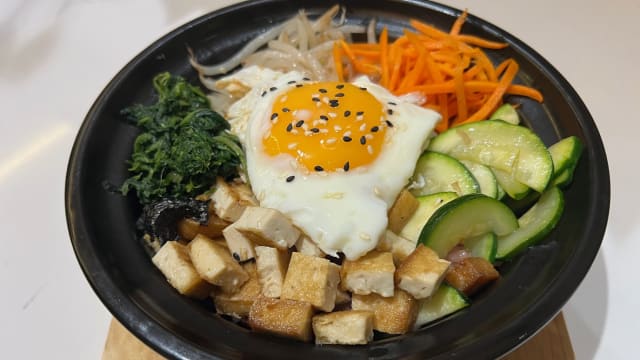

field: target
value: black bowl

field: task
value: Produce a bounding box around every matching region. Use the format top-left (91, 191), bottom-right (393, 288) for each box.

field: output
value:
top-left (65, 0), bottom-right (610, 359)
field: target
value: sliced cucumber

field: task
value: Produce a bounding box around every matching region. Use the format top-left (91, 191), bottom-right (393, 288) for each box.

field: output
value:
top-left (496, 187), bottom-right (564, 260)
top-left (491, 167), bottom-right (531, 200)
top-left (410, 151), bottom-right (480, 197)
top-left (489, 104), bottom-right (520, 125)
top-left (548, 136), bottom-right (583, 187)
top-left (496, 182), bottom-right (506, 200)
top-left (428, 120), bottom-right (553, 192)
top-left (400, 192), bottom-right (458, 243)
top-left (419, 194), bottom-right (519, 257)
top-left (464, 233), bottom-right (497, 263)
top-left (460, 160), bottom-right (499, 198)
top-left (414, 284), bottom-right (469, 329)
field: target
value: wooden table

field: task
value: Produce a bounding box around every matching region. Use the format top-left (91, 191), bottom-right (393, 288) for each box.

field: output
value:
top-left (103, 313), bottom-right (574, 359)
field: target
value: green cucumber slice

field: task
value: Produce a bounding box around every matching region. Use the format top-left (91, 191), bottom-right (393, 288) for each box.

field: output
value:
top-left (400, 192), bottom-right (458, 243)
top-left (492, 168), bottom-right (531, 200)
top-left (414, 284), bottom-right (469, 329)
top-left (428, 120), bottom-right (553, 192)
top-left (489, 104), bottom-right (520, 125)
top-left (460, 160), bottom-right (499, 198)
top-left (496, 182), bottom-right (506, 200)
top-left (496, 187), bottom-right (564, 260)
top-left (464, 233), bottom-right (497, 263)
top-left (548, 136), bottom-right (583, 187)
top-left (419, 194), bottom-right (519, 257)
top-left (410, 151), bottom-right (480, 197)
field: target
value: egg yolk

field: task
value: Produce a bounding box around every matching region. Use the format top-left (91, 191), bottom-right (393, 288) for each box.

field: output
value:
top-left (263, 82), bottom-right (388, 172)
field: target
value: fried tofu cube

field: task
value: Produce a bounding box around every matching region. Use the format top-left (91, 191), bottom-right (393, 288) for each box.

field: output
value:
top-left (152, 241), bottom-right (212, 299)
top-left (233, 207), bottom-right (300, 250)
top-left (351, 290), bottom-right (418, 334)
top-left (334, 288), bottom-right (351, 305)
top-left (255, 246), bottom-right (290, 298)
top-left (213, 262), bottom-right (261, 318)
top-left (376, 230), bottom-right (416, 265)
top-left (222, 225), bottom-right (256, 262)
top-left (295, 235), bottom-right (325, 258)
top-left (312, 310), bottom-right (374, 345)
top-left (189, 234), bottom-right (248, 292)
top-left (395, 245), bottom-right (450, 299)
top-left (341, 251), bottom-right (395, 297)
top-left (388, 190), bottom-right (419, 234)
top-left (177, 213), bottom-right (229, 241)
top-left (211, 178), bottom-right (258, 222)
top-left (281, 252), bottom-right (340, 312)
top-left (445, 257), bottom-right (500, 296)
top-left (249, 296), bottom-right (314, 342)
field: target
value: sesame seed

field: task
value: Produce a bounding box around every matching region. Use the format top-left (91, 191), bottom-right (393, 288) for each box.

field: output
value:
top-left (335, 93), bottom-right (345, 97)
top-left (356, 111), bottom-right (364, 116)
top-left (301, 123), bottom-right (309, 131)
top-left (312, 120), bottom-right (320, 126)
top-left (291, 128), bottom-right (299, 134)
top-left (388, 101), bottom-right (397, 106)
top-left (322, 96), bottom-right (330, 103)
top-left (386, 120), bottom-right (394, 127)
top-left (319, 88), bottom-right (327, 93)
top-left (360, 87), bottom-right (367, 91)
top-left (336, 84), bottom-right (345, 89)
top-left (261, 91), bottom-right (267, 97)
top-left (334, 125), bottom-right (343, 131)
top-left (328, 112), bottom-right (337, 118)
top-left (286, 123), bottom-right (293, 132)
top-left (343, 136), bottom-right (352, 142)
top-left (287, 80), bottom-right (296, 84)
top-left (359, 123), bottom-right (367, 132)
top-left (303, 77), bottom-right (311, 81)
top-left (280, 95), bottom-right (288, 103)
top-left (296, 84), bottom-right (303, 88)
top-left (320, 115), bottom-right (328, 121)
top-left (320, 129), bottom-right (329, 133)
top-left (314, 165), bottom-right (324, 172)
top-left (387, 109), bottom-right (394, 115)
top-left (270, 86), bottom-right (277, 92)
top-left (270, 113), bottom-right (278, 120)
top-left (365, 134), bottom-right (373, 140)
top-left (343, 161), bottom-right (350, 171)
top-left (282, 107), bottom-right (290, 112)
top-left (232, 252), bottom-right (240, 261)
top-left (326, 137), bottom-right (337, 144)
top-left (287, 143), bottom-right (297, 149)
top-left (292, 110), bottom-right (298, 116)
top-left (311, 127), bottom-right (320, 133)
top-left (343, 131), bottom-right (352, 137)
top-left (344, 110), bottom-right (351, 117)
top-left (304, 130), bottom-right (313, 136)
top-left (367, 145), bottom-right (374, 154)
top-left (329, 100), bottom-right (339, 107)
top-left (312, 97), bottom-right (320, 102)
top-left (356, 115), bottom-right (364, 121)
top-left (371, 126), bottom-right (379, 132)
top-left (360, 136), bottom-right (366, 145)
top-left (296, 120), bottom-right (304, 127)
top-left (286, 175), bottom-right (295, 182)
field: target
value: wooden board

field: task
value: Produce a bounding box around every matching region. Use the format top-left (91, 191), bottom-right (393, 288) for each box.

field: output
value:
top-left (102, 313), bottom-right (574, 359)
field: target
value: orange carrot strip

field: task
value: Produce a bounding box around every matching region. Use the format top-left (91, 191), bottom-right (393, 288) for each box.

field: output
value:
top-left (450, 9), bottom-right (468, 35)
top-left (380, 27), bottom-right (390, 87)
top-left (461, 59), bottom-right (519, 123)
top-left (454, 34), bottom-right (508, 49)
top-left (333, 42), bottom-right (344, 82)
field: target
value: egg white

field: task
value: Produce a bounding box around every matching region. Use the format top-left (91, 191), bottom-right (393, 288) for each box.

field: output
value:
top-left (239, 71), bottom-right (440, 260)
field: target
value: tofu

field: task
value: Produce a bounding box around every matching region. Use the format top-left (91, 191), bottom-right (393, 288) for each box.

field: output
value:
top-left (248, 296), bottom-right (314, 342)
top-left (351, 290), bottom-right (418, 335)
top-left (340, 251), bottom-right (395, 297)
top-left (387, 189), bottom-right (419, 234)
top-left (281, 252), bottom-right (341, 312)
top-left (312, 310), bottom-right (374, 345)
top-left (189, 234), bottom-right (249, 292)
top-left (233, 206), bottom-right (300, 250)
top-left (295, 234), bottom-right (325, 258)
top-left (445, 257), bottom-right (500, 296)
top-left (213, 262), bottom-right (261, 318)
top-left (255, 246), bottom-right (290, 298)
top-left (151, 241), bottom-right (212, 299)
top-left (177, 213), bottom-right (229, 241)
top-left (334, 288), bottom-right (351, 305)
top-left (211, 178), bottom-right (258, 222)
top-left (376, 230), bottom-right (416, 265)
top-left (395, 245), bottom-right (450, 299)
top-left (222, 225), bottom-right (256, 262)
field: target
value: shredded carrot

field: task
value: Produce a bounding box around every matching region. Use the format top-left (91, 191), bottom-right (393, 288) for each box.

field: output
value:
top-left (332, 10), bottom-right (543, 131)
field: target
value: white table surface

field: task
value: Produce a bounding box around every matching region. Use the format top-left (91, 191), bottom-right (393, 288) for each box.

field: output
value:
top-left (1, 0), bottom-right (637, 358)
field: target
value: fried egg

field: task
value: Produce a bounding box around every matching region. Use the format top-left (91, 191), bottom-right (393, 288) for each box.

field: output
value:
top-left (236, 69), bottom-right (440, 259)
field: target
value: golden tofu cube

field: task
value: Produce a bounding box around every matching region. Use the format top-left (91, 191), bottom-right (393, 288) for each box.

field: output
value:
top-left (255, 246), bottom-right (290, 298)
top-left (177, 213), bottom-right (229, 241)
top-left (376, 230), bottom-right (416, 265)
top-left (312, 310), bottom-right (374, 345)
top-left (445, 257), bottom-right (499, 296)
top-left (151, 241), bottom-right (211, 299)
top-left (341, 251), bottom-right (395, 297)
top-left (222, 225), bottom-right (256, 262)
top-left (351, 290), bottom-right (418, 334)
top-left (189, 234), bottom-right (248, 292)
top-left (295, 234), bottom-right (325, 258)
top-left (213, 262), bottom-right (261, 318)
top-left (233, 206), bottom-right (300, 250)
top-left (395, 245), bottom-right (450, 299)
top-left (281, 252), bottom-right (340, 312)
top-left (249, 296), bottom-right (314, 342)
top-left (388, 189), bottom-right (419, 234)
top-left (211, 178), bottom-right (258, 222)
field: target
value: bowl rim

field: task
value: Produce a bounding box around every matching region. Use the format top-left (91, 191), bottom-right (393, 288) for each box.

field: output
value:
top-left (65, 0), bottom-right (610, 359)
